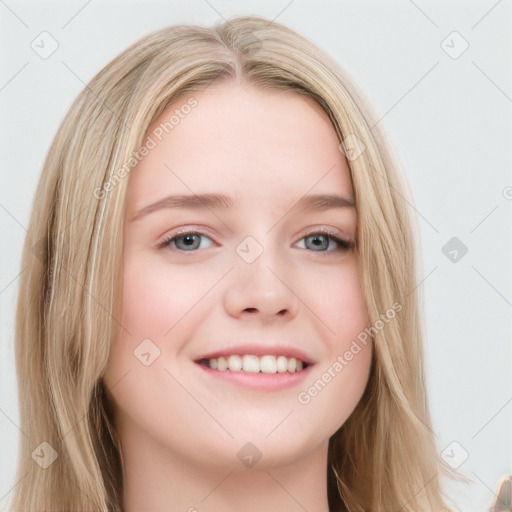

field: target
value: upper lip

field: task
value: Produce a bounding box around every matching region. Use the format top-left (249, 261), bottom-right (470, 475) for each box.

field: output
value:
top-left (194, 344), bottom-right (316, 365)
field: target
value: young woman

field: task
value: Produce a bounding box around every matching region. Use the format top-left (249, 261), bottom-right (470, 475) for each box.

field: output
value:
top-left (11, 15), bottom-right (460, 512)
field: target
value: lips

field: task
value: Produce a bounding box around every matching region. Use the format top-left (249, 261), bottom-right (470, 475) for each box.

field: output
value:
top-left (193, 344), bottom-right (315, 391)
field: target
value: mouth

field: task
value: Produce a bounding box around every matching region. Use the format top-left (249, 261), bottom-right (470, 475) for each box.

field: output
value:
top-left (193, 346), bottom-right (315, 391)
top-left (196, 354), bottom-right (310, 374)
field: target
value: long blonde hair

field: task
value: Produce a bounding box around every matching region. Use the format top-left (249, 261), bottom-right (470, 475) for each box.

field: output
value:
top-left (12, 15), bottom-right (460, 511)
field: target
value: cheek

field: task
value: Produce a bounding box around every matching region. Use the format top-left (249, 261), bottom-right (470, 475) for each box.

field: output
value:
top-left (303, 257), bottom-right (369, 342)
top-left (293, 257), bottom-right (372, 429)
top-left (104, 252), bottom-right (219, 400)
top-left (103, 253), bottom-right (223, 456)
top-left (119, 251), bottom-right (226, 340)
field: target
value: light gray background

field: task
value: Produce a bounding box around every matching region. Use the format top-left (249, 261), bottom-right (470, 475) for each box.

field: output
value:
top-left (1, 1), bottom-right (511, 511)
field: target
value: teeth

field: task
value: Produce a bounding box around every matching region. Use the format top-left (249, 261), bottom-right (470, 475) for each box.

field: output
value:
top-left (202, 354), bottom-right (307, 373)
top-left (260, 355), bottom-right (277, 374)
top-left (276, 355), bottom-right (288, 373)
top-left (228, 355), bottom-right (243, 371)
top-left (242, 355), bottom-right (259, 373)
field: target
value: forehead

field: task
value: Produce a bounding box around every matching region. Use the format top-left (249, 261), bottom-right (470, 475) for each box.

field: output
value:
top-left (126, 81), bottom-right (353, 211)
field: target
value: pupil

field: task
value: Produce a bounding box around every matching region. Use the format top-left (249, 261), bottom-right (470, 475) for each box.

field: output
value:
top-left (309, 235), bottom-right (327, 250)
top-left (178, 234), bottom-right (200, 250)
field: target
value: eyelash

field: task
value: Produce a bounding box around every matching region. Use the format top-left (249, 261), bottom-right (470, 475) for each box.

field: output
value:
top-left (156, 228), bottom-right (353, 254)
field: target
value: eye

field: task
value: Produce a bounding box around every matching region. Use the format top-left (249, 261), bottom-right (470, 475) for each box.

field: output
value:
top-left (296, 230), bottom-right (353, 253)
top-left (157, 230), bottom-right (215, 251)
top-left (157, 228), bottom-right (353, 253)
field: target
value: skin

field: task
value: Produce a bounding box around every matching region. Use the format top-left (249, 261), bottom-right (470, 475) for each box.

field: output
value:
top-left (103, 80), bottom-right (373, 512)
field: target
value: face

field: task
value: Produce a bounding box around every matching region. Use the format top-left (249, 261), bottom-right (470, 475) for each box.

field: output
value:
top-left (104, 80), bottom-right (372, 471)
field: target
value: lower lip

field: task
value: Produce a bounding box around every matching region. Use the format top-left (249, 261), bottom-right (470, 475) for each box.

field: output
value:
top-left (195, 362), bottom-right (313, 391)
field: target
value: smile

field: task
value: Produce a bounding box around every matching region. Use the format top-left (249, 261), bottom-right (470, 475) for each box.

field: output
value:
top-left (198, 354), bottom-right (308, 373)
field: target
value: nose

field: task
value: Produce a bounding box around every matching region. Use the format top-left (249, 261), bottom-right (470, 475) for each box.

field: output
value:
top-left (222, 242), bottom-right (300, 322)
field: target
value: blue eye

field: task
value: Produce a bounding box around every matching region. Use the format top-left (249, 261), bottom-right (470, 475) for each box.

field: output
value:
top-left (298, 232), bottom-right (353, 252)
top-left (157, 229), bottom-right (353, 253)
top-left (157, 231), bottom-right (214, 251)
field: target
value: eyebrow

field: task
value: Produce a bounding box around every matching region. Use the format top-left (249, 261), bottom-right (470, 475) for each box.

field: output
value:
top-left (129, 192), bottom-right (354, 222)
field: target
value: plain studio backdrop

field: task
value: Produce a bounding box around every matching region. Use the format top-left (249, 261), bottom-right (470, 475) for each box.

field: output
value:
top-left (0, 1), bottom-right (511, 511)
